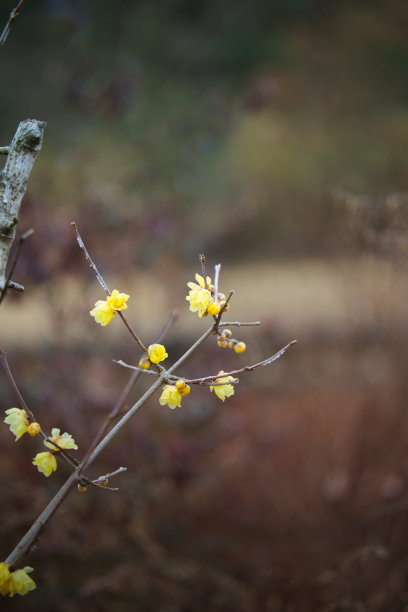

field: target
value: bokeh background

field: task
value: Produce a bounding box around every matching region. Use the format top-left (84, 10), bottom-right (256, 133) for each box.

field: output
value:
top-left (2, 1), bottom-right (408, 610)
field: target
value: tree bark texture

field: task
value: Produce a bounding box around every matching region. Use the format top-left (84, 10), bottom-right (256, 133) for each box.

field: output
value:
top-left (0, 119), bottom-right (46, 290)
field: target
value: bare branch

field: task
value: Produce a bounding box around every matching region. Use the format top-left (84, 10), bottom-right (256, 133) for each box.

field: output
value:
top-left (0, 120), bottom-right (46, 292)
top-left (0, 0), bottom-right (25, 46)
top-left (0, 227), bottom-right (34, 304)
top-left (71, 221), bottom-right (109, 294)
top-left (213, 263), bottom-right (221, 302)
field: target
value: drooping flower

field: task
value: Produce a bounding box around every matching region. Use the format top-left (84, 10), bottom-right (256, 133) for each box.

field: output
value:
top-left (44, 428), bottom-right (78, 452)
top-left (90, 289), bottom-right (130, 326)
top-left (33, 452), bottom-right (58, 477)
top-left (4, 408), bottom-right (29, 441)
top-left (147, 344), bottom-right (168, 364)
top-left (159, 385), bottom-right (183, 409)
top-left (7, 567), bottom-right (36, 597)
top-left (186, 273), bottom-right (213, 317)
top-left (90, 300), bottom-right (115, 326)
top-left (210, 372), bottom-right (236, 401)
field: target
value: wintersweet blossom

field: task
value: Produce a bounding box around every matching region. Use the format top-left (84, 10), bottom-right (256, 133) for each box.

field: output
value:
top-left (186, 273), bottom-right (213, 317)
top-left (90, 289), bottom-right (130, 326)
top-left (107, 289), bottom-right (130, 311)
top-left (147, 343), bottom-right (168, 364)
top-left (44, 428), bottom-right (78, 452)
top-left (8, 567), bottom-right (36, 597)
top-left (4, 408), bottom-right (29, 441)
top-left (33, 452), bottom-right (57, 477)
top-left (0, 562), bottom-right (36, 598)
top-left (90, 299), bottom-right (115, 326)
top-left (210, 372), bottom-right (236, 401)
top-left (0, 563), bottom-right (10, 596)
top-left (159, 385), bottom-right (182, 409)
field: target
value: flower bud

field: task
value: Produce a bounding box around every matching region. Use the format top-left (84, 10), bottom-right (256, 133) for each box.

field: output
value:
top-left (234, 341), bottom-right (246, 354)
top-left (228, 341), bottom-right (235, 350)
top-left (176, 380), bottom-right (186, 391)
top-left (207, 301), bottom-right (221, 315)
top-left (217, 335), bottom-right (228, 348)
top-left (139, 357), bottom-right (151, 370)
top-left (28, 422), bottom-right (41, 437)
top-left (77, 484), bottom-right (87, 493)
top-left (218, 300), bottom-right (229, 312)
top-left (179, 384), bottom-right (191, 397)
top-left (223, 329), bottom-right (232, 338)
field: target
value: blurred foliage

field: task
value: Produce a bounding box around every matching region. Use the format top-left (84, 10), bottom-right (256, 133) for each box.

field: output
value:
top-left (2, 0), bottom-right (408, 269)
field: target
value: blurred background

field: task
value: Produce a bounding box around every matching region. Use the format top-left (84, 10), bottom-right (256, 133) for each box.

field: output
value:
top-left (2, 0), bottom-right (408, 609)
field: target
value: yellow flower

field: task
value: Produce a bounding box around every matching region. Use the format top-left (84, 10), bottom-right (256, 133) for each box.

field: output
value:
top-left (107, 289), bottom-right (130, 311)
top-left (44, 428), bottom-right (78, 452)
top-left (90, 300), bottom-right (115, 326)
top-left (147, 343), bottom-right (168, 364)
top-left (33, 452), bottom-right (57, 477)
top-left (7, 567), bottom-right (36, 597)
top-left (210, 372), bottom-right (236, 401)
top-left (4, 408), bottom-right (29, 441)
top-left (159, 385), bottom-right (182, 409)
top-left (90, 289), bottom-right (130, 326)
top-left (0, 562), bottom-right (10, 596)
top-left (186, 273), bottom-right (213, 317)
top-left (234, 341), bottom-right (246, 354)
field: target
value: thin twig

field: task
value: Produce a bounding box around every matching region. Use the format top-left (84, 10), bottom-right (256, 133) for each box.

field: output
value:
top-left (77, 311), bottom-right (178, 477)
top-left (0, 228), bottom-right (34, 304)
top-left (92, 466), bottom-right (127, 485)
top-left (117, 311), bottom-right (147, 353)
top-left (172, 339), bottom-right (297, 384)
top-left (114, 361), bottom-right (159, 375)
top-left (199, 253), bottom-right (206, 283)
top-left (71, 222), bottom-right (109, 294)
top-left (218, 320), bottom-right (261, 327)
top-left (213, 263), bottom-right (221, 302)
top-left (72, 221), bottom-right (148, 353)
top-left (0, 0), bottom-right (25, 46)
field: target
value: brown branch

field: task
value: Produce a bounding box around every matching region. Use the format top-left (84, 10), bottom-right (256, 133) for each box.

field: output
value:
top-left (0, 0), bottom-right (25, 46)
top-left (77, 312), bottom-right (178, 477)
top-left (173, 339), bottom-right (297, 385)
top-left (0, 228), bottom-right (34, 304)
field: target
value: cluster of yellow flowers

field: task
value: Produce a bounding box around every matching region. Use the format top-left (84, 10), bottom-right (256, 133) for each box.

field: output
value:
top-left (0, 562), bottom-right (36, 597)
top-left (90, 289), bottom-right (130, 326)
top-left (1, 268), bottom-right (246, 597)
top-left (4, 409), bottom-right (78, 478)
top-left (186, 273), bottom-right (229, 318)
